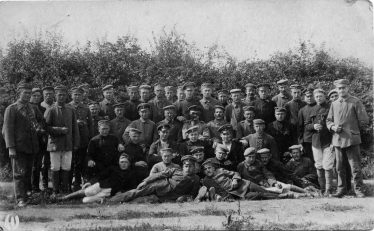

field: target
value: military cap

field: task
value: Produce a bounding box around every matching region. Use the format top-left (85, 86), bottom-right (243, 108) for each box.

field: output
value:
top-left (42, 86), bottom-right (54, 91)
top-left (253, 119), bottom-right (265, 125)
top-left (102, 84), bottom-right (114, 91)
top-left (164, 86), bottom-right (175, 91)
top-left (276, 79), bottom-right (288, 85)
top-left (128, 128), bottom-right (142, 134)
top-left (113, 103), bottom-right (126, 109)
top-left (139, 84), bottom-right (151, 90)
top-left (217, 124), bottom-right (233, 133)
top-left (160, 148), bottom-right (173, 153)
top-left (217, 89), bottom-right (229, 95)
top-left (127, 85), bottom-right (139, 92)
top-left (257, 83), bottom-right (270, 89)
top-left (333, 79), bottom-right (349, 87)
top-left (274, 107), bottom-right (287, 113)
top-left (182, 82), bottom-right (196, 90)
top-left (214, 105), bottom-right (225, 111)
top-left (230, 88), bottom-right (242, 94)
top-left (187, 105), bottom-right (200, 112)
top-left (32, 87), bottom-right (42, 94)
top-left (98, 120), bottom-right (110, 127)
top-left (163, 105), bottom-right (176, 111)
top-left (177, 86), bottom-right (184, 91)
top-left (153, 84), bottom-right (164, 91)
top-left (190, 146), bottom-right (204, 155)
top-left (88, 102), bottom-right (100, 109)
top-left (181, 155), bottom-right (197, 164)
top-left (119, 153), bottom-right (131, 162)
top-left (243, 106), bottom-right (255, 112)
top-left (303, 87), bottom-right (314, 95)
top-left (243, 147), bottom-right (257, 156)
top-left (54, 85), bottom-right (67, 92)
top-left (202, 158), bottom-right (221, 167)
top-left (257, 148), bottom-right (271, 155)
top-left (186, 125), bottom-right (199, 134)
top-left (137, 103), bottom-right (151, 111)
top-left (17, 82), bottom-right (32, 90)
top-left (201, 82), bottom-right (213, 89)
top-left (157, 123), bottom-right (171, 131)
top-left (245, 83), bottom-right (256, 88)
top-left (289, 144), bottom-right (303, 151)
top-left (313, 88), bottom-right (325, 95)
top-left (71, 87), bottom-right (84, 94)
top-left (328, 89), bottom-right (338, 98)
top-left (78, 83), bottom-right (90, 89)
top-left (215, 144), bottom-right (229, 153)
top-left (290, 84), bottom-right (302, 90)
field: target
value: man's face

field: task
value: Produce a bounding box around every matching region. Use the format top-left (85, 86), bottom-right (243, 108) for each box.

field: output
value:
top-left (164, 109), bottom-right (175, 120)
top-left (244, 110), bottom-right (255, 121)
top-left (188, 131), bottom-right (199, 142)
top-left (291, 89), bottom-right (301, 100)
top-left (337, 86), bottom-right (349, 97)
top-left (201, 87), bottom-right (212, 98)
top-left (203, 164), bottom-right (216, 177)
top-left (119, 158), bottom-right (130, 170)
top-left (245, 155), bottom-right (256, 164)
top-left (177, 89), bottom-right (185, 101)
top-left (214, 108), bottom-right (224, 120)
top-left (184, 87), bottom-right (194, 99)
top-left (103, 89), bottom-right (114, 100)
top-left (278, 85), bottom-right (286, 93)
top-left (129, 131), bottom-right (140, 144)
top-left (220, 131), bottom-right (232, 143)
top-left (114, 107), bottom-right (125, 118)
top-left (291, 149), bottom-right (301, 161)
top-left (189, 111), bottom-right (200, 121)
top-left (258, 87), bottom-right (268, 99)
top-left (165, 90), bottom-right (174, 100)
top-left (246, 87), bottom-right (256, 97)
top-left (89, 105), bottom-right (99, 116)
top-left (161, 152), bottom-right (173, 164)
top-left (19, 89), bottom-right (32, 103)
top-left (304, 93), bottom-right (315, 105)
top-left (140, 89), bottom-right (150, 101)
top-left (183, 162), bottom-right (195, 176)
top-left (139, 109), bottom-right (150, 120)
top-left (193, 152), bottom-right (205, 163)
top-left (72, 92), bottom-right (82, 103)
top-left (30, 91), bottom-right (42, 104)
top-left (218, 94), bottom-right (228, 103)
top-left (154, 88), bottom-right (164, 98)
top-left (275, 112), bottom-right (286, 122)
top-left (82, 88), bottom-right (89, 99)
top-left (55, 92), bottom-right (67, 104)
top-left (329, 93), bottom-right (338, 102)
top-left (254, 124), bottom-right (265, 134)
top-left (43, 90), bottom-right (55, 103)
top-left (99, 125), bottom-right (110, 136)
top-left (260, 154), bottom-right (271, 165)
top-left (231, 93), bottom-right (241, 103)
top-left (158, 128), bottom-right (170, 140)
top-left (215, 151), bottom-right (227, 161)
top-left (314, 92), bottom-right (326, 105)
top-left (129, 90), bottom-right (138, 101)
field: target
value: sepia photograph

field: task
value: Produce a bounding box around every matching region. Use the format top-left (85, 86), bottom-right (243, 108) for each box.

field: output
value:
top-left (0, 0), bottom-right (373, 230)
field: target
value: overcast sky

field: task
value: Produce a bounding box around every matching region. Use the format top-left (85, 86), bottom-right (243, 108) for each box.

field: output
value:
top-left (0, 0), bottom-right (372, 66)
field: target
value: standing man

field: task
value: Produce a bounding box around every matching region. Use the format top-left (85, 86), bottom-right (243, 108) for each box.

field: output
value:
top-left (69, 87), bottom-right (94, 191)
top-left (78, 83), bottom-right (94, 105)
top-left (157, 105), bottom-right (183, 143)
top-left (3, 82), bottom-right (42, 206)
top-left (176, 86), bottom-right (186, 103)
top-left (44, 85), bottom-right (80, 198)
top-left (174, 82), bottom-right (200, 121)
top-left (217, 89), bottom-right (230, 108)
top-left (124, 85), bottom-right (141, 121)
top-left (272, 79), bottom-right (292, 107)
top-left (297, 87), bottom-right (316, 162)
top-left (205, 105), bottom-right (228, 140)
top-left (99, 85), bottom-right (116, 120)
top-left (149, 84), bottom-right (171, 123)
top-left (327, 79), bottom-right (369, 198)
top-left (253, 83), bottom-right (276, 125)
top-left (110, 103), bottom-right (131, 142)
top-left (139, 84), bottom-right (152, 104)
top-left (285, 84), bottom-right (306, 127)
top-left (88, 102), bottom-right (103, 137)
top-left (225, 88), bottom-right (245, 134)
top-left (236, 106), bottom-right (256, 139)
top-left (242, 83), bottom-right (257, 106)
top-left (199, 83), bottom-right (219, 123)
top-left (165, 86), bottom-right (177, 104)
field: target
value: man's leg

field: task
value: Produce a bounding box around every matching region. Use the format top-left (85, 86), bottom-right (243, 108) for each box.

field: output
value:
top-left (50, 152), bottom-right (62, 196)
top-left (109, 183), bottom-right (158, 203)
top-left (322, 146), bottom-right (335, 196)
top-left (333, 147), bottom-right (347, 197)
top-left (61, 151), bottom-right (73, 193)
top-left (303, 142), bottom-right (314, 163)
top-left (343, 154), bottom-right (352, 192)
top-left (72, 148), bottom-right (86, 191)
top-left (32, 151), bottom-right (43, 192)
top-left (13, 153), bottom-right (28, 202)
top-left (346, 145), bottom-right (364, 197)
top-left (41, 150), bottom-right (50, 190)
top-left (312, 146), bottom-right (325, 192)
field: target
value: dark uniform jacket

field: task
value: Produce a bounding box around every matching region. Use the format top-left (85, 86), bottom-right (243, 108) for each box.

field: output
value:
top-left (267, 120), bottom-right (296, 160)
top-left (44, 103), bottom-right (80, 152)
top-left (123, 119), bottom-right (158, 147)
top-left (2, 100), bottom-right (42, 154)
top-left (265, 159), bottom-right (304, 187)
top-left (69, 101), bottom-right (94, 147)
top-left (285, 99), bottom-right (306, 126)
top-left (242, 133), bottom-right (279, 160)
top-left (124, 99), bottom-right (141, 121)
top-left (272, 92), bottom-right (291, 108)
top-left (148, 139), bottom-right (183, 167)
top-left (99, 98), bottom-right (116, 120)
top-left (148, 97), bottom-right (171, 123)
top-left (305, 102), bottom-right (332, 149)
top-left (87, 134), bottom-right (119, 171)
top-left (174, 97), bottom-right (201, 118)
top-left (297, 103), bottom-right (316, 143)
top-left (95, 166), bottom-right (137, 196)
top-left (157, 119), bottom-right (183, 142)
top-left (205, 119), bottom-right (228, 140)
top-left (253, 98), bottom-right (276, 125)
top-left (285, 157), bottom-right (317, 186)
top-left (182, 139), bottom-right (214, 158)
top-left (123, 142), bottom-right (147, 163)
top-left (237, 160), bottom-right (276, 186)
top-left (225, 102), bottom-right (245, 132)
top-left (110, 117), bottom-right (131, 143)
top-left (236, 120), bottom-right (255, 139)
top-left (199, 97), bottom-right (219, 123)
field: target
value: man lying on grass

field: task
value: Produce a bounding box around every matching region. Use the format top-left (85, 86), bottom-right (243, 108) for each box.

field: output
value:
top-left (109, 155), bottom-right (200, 203)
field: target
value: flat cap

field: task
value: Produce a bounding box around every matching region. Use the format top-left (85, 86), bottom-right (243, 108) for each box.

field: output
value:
top-left (127, 85), bottom-right (139, 91)
top-left (257, 148), bottom-right (271, 155)
top-left (313, 88), bottom-right (325, 95)
top-left (32, 87), bottom-right (42, 94)
top-left (42, 86), bottom-right (54, 91)
top-left (202, 158), bottom-right (221, 167)
top-left (303, 87), bottom-right (314, 95)
top-left (98, 120), bottom-right (110, 127)
top-left (187, 105), bottom-right (200, 112)
top-left (217, 124), bottom-right (233, 133)
top-left (190, 146), bottom-right (204, 155)
top-left (78, 83), bottom-right (90, 89)
top-left (160, 148), bottom-right (173, 153)
top-left (54, 85), bottom-right (67, 92)
top-left (186, 125), bottom-right (199, 134)
top-left (245, 83), bottom-right (256, 88)
top-left (289, 144), bottom-right (303, 151)
top-left (102, 85), bottom-right (114, 91)
top-left (17, 82), bottom-right (32, 90)
top-left (181, 155), bottom-right (197, 163)
top-left (164, 86), bottom-right (175, 91)
top-left (328, 89), bottom-right (338, 98)
top-left (333, 79), bottom-right (349, 87)
top-left (276, 79), bottom-right (288, 85)
top-left (88, 102), bottom-right (100, 109)
top-left (214, 105), bottom-right (225, 111)
top-left (243, 106), bottom-right (255, 112)
top-left (71, 87), bottom-right (84, 94)
top-left (243, 147), bottom-right (257, 156)
top-left (215, 144), bottom-right (229, 154)
top-left (217, 89), bottom-right (229, 95)
top-left (290, 84), bottom-right (302, 90)
top-left (182, 82), bottom-right (196, 90)
top-left (257, 83), bottom-right (270, 89)
top-left (253, 119), bottom-right (265, 125)
top-left (274, 107), bottom-right (287, 113)
top-left (137, 103), bottom-right (151, 111)
top-left (139, 84), bottom-right (151, 90)
top-left (201, 82), bottom-right (213, 89)
top-left (153, 84), bottom-right (164, 91)
top-left (128, 128), bottom-right (142, 134)
top-left (157, 123), bottom-right (171, 131)
top-left (119, 153), bottom-right (131, 162)
top-left (113, 103), bottom-right (126, 108)
top-left (163, 105), bottom-right (176, 111)
top-left (230, 88), bottom-right (242, 94)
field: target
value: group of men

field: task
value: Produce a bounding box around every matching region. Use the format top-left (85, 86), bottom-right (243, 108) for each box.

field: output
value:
top-left (0, 78), bottom-right (370, 206)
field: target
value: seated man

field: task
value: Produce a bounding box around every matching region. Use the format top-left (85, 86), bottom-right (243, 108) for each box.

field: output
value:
top-left (196, 158), bottom-right (279, 202)
top-left (216, 124), bottom-right (244, 168)
top-left (285, 145), bottom-right (319, 188)
top-left (190, 146), bottom-right (206, 179)
top-left (236, 106), bottom-right (256, 139)
top-left (109, 155), bottom-right (200, 203)
top-left (181, 105), bottom-right (207, 140)
top-left (86, 120), bottom-right (121, 181)
top-left (182, 126), bottom-right (214, 158)
top-left (59, 154), bottom-right (137, 203)
top-left (150, 148), bottom-right (181, 176)
top-left (213, 144), bottom-right (235, 171)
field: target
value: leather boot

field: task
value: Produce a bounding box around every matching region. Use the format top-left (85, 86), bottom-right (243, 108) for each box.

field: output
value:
top-left (316, 169), bottom-right (326, 193)
top-left (324, 169), bottom-right (333, 197)
top-left (50, 171), bottom-right (60, 200)
top-left (61, 170), bottom-right (71, 194)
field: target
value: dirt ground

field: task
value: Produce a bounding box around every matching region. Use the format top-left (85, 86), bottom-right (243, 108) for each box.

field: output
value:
top-left (0, 180), bottom-right (374, 231)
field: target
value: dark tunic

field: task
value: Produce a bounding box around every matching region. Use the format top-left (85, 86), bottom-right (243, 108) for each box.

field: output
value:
top-left (96, 166), bottom-right (137, 195)
top-left (297, 103), bottom-right (317, 144)
top-left (148, 139), bottom-right (184, 167)
top-left (68, 102), bottom-right (93, 147)
top-left (242, 133), bottom-right (279, 161)
top-left (99, 98), bottom-right (116, 120)
top-left (285, 99), bottom-right (306, 126)
top-left (124, 99), bottom-right (141, 121)
top-left (272, 92), bottom-right (292, 108)
top-left (237, 160), bottom-right (276, 186)
top-left (157, 119), bottom-right (183, 142)
top-left (174, 97), bottom-right (201, 117)
top-left (182, 139), bottom-right (214, 159)
top-left (285, 157), bottom-right (318, 186)
top-left (87, 134), bottom-right (120, 172)
top-left (110, 117), bottom-right (131, 143)
top-left (199, 97), bottom-right (219, 123)
top-left (205, 119), bottom-right (228, 140)
top-left (236, 120), bottom-right (255, 139)
top-left (305, 102), bottom-right (332, 149)
top-left (148, 97), bottom-right (171, 123)
top-left (252, 98), bottom-right (276, 125)
top-left (225, 102), bottom-right (245, 132)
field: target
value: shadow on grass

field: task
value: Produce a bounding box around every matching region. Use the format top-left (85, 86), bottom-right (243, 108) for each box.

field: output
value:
top-left (317, 203), bottom-right (363, 212)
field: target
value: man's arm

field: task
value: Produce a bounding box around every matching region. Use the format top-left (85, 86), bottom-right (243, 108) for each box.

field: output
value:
top-left (354, 100), bottom-right (369, 129)
top-left (2, 106), bottom-right (16, 149)
top-left (143, 168), bottom-right (175, 184)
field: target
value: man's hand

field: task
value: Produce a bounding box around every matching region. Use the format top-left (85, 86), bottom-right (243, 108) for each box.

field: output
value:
top-left (331, 125), bottom-right (342, 133)
top-left (8, 148), bottom-right (16, 159)
top-left (118, 144), bottom-right (125, 152)
top-left (231, 179), bottom-right (239, 189)
top-left (137, 181), bottom-right (147, 190)
top-left (313, 124), bottom-right (323, 131)
top-left (88, 160), bottom-right (96, 167)
top-left (239, 139), bottom-right (248, 147)
top-left (176, 116), bottom-right (186, 122)
top-left (61, 127), bottom-right (69, 134)
top-left (135, 161), bottom-right (148, 168)
top-left (224, 160), bottom-right (232, 166)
